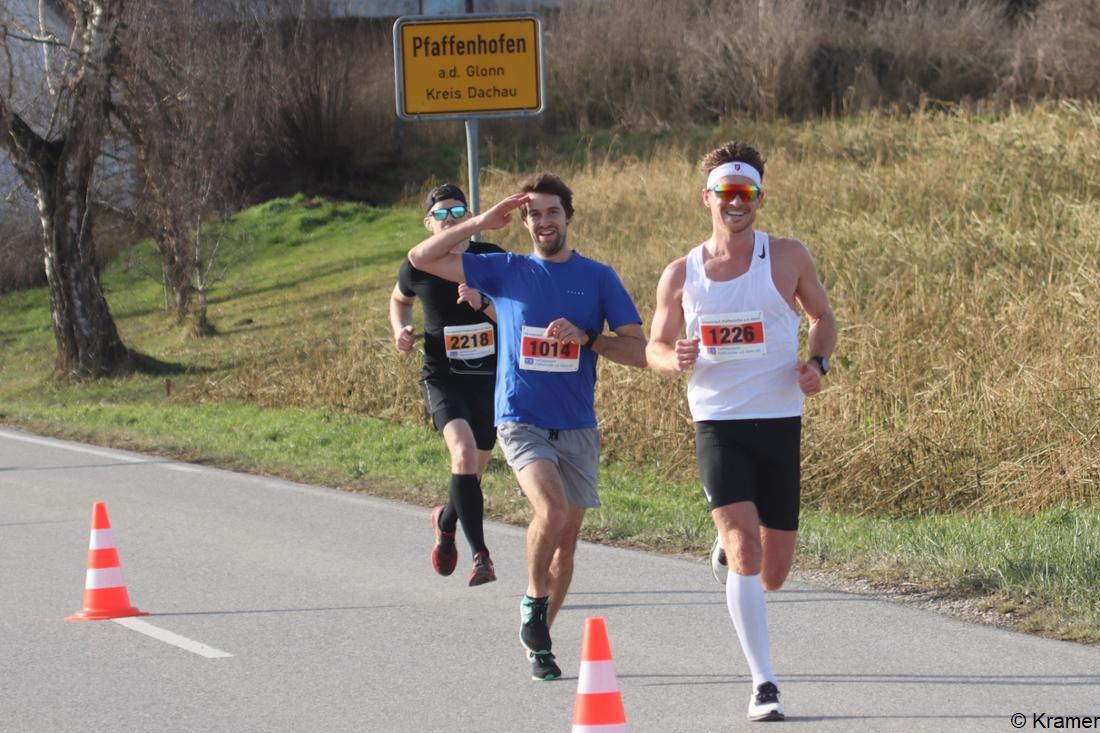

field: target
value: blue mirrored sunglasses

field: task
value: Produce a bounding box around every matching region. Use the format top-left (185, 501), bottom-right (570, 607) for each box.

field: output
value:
top-left (429, 205), bottom-right (467, 221)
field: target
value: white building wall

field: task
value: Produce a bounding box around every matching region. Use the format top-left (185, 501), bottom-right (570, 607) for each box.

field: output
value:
top-left (1, 0), bottom-right (72, 223)
top-left (1, 0), bottom-right (136, 228)
top-left (193, 0), bottom-right (564, 21)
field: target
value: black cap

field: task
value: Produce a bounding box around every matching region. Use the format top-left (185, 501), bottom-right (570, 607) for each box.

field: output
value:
top-left (424, 183), bottom-right (467, 213)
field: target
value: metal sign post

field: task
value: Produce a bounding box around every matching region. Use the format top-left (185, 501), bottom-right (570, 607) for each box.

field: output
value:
top-left (393, 13), bottom-right (545, 219)
top-left (465, 118), bottom-right (479, 217)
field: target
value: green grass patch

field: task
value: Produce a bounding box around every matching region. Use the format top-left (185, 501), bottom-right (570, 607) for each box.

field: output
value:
top-left (3, 394), bottom-right (1096, 642)
top-left (1, 196), bottom-right (418, 396)
top-left (799, 509), bottom-right (1100, 643)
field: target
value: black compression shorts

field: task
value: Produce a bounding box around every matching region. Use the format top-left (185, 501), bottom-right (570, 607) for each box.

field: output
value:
top-left (419, 376), bottom-right (496, 451)
top-left (695, 417), bottom-right (802, 531)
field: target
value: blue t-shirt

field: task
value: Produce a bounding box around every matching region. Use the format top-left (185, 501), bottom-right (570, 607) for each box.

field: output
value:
top-left (462, 250), bottom-right (642, 430)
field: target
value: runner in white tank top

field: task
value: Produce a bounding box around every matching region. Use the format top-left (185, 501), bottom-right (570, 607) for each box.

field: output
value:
top-left (646, 142), bottom-right (838, 722)
top-left (683, 230), bottom-right (803, 421)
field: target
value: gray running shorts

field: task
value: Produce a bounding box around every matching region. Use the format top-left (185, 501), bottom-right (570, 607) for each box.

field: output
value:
top-left (497, 422), bottom-right (601, 508)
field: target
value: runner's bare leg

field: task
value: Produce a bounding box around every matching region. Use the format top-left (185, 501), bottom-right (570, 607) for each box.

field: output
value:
top-left (516, 459), bottom-right (568, 598)
top-left (548, 504), bottom-right (586, 626)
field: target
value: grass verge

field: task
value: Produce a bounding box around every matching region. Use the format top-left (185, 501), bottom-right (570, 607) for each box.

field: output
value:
top-left (3, 397), bottom-right (1097, 643)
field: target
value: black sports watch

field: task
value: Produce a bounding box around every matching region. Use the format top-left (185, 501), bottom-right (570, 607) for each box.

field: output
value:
top-left (810, 355), bottom-right (829, 376)
top-left (477, 292), bottom-right (491, 312)
top-left (584, 329), bottom-right (601, 349)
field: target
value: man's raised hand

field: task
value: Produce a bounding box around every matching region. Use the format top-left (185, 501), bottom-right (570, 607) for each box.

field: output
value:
top-left (476, 192), bottom-right (531, 231)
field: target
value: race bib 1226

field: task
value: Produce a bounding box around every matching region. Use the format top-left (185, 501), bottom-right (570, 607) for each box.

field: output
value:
top-left (698, 311), bottom-right (767, 361)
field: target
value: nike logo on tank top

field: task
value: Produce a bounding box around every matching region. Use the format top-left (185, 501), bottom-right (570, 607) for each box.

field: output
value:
top-left (683, 231), bottom-right (804, 421)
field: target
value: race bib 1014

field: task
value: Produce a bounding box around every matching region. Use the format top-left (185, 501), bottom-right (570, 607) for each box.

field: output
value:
top-left (699, 311), bottom-right (767, 361)
top-left (519, 325), bottom-right (580, 372)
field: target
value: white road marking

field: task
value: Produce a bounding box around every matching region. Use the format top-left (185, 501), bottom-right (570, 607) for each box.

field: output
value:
top-left (0, 428), bottom-right (512, 532)
top-left (0, 430), bottom-right (146, 463)
top-left (163, 464), bottom-right (201, 473)
top-left (112, 617), bottom-right (233, 658)
top-left (0, 429), bottom-right (202, 473)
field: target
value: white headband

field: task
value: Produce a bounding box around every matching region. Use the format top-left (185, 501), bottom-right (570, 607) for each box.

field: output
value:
top-left (706, 161), bottom-right (762, 189)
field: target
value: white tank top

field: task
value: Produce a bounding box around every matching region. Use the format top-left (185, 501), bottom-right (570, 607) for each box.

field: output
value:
top-left (684, 231), bottom-right (803, 421)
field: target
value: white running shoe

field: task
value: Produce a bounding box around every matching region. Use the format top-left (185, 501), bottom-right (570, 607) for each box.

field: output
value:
top-left (747, 681), bottom-right (785, 721)
top-left (710, 534), bottom-right (727, 585)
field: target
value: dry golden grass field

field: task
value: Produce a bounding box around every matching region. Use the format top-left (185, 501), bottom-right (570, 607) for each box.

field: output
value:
top-left (205, 102), bottom-right (1099, 517)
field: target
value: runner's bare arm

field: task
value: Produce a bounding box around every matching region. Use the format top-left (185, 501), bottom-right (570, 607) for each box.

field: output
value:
top-left (646, 257), bottom-right (698, 376)
top-left (389, 282), bottom-right (416, 354)
top-left (793, 245), bottom-right (836, 358)
top-left (792, 243), bottom-right (837, 393)
top-left (408, 192), bottom-right (531, 282)
top-left (457, 282), bottom-right (497, 322)
top-left (544, 318), bottom-right (646, 368)
top-left (590, 322), bottom-right (647, 367)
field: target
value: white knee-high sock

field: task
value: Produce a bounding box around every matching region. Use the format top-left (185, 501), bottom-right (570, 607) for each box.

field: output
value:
top-left (726, 572), bottom-right (776, 688)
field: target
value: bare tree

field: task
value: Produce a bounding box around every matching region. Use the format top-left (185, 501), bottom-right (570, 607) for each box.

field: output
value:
top-left (115, 2), bottom-right (281, 330)
top-left (0, 0), bottom-right (131, 376)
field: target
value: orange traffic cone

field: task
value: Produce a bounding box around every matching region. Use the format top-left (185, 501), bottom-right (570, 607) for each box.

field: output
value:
top-left (572, 616), bottom-right (628, 732)
top-left (66, 502), bottom-right (148, 621)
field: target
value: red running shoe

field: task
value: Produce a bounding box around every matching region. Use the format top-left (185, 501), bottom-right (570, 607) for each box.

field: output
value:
top-left (430, 505), bottom-right (458, 576)
top-left (468, 550), bottom-right (497, 587)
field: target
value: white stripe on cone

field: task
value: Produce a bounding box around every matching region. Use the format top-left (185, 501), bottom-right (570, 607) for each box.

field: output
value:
top-left (89, 529), bottom-right (115, 549)
top-left (577, 660), bottom-right (620, 695)
top-left (572, 724), bottom-right (629, 732)
top-left (85, 567), bottom-right (125, 589)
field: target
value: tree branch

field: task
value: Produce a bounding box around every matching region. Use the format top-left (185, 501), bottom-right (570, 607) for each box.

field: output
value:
top-left (3, 179), bottom-right (30, 202)
top-left (2, 28), bottom-right (68, 47)
top-left (0, 93), bottom-right (53, 175)
top-left (93, 196), bottom-right (136, 224)
top-left (2, 24), bottom-right (14, 100)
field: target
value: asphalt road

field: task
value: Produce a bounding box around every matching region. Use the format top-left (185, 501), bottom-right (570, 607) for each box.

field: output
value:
top-left (2, 427), bottom-right (1098, 732)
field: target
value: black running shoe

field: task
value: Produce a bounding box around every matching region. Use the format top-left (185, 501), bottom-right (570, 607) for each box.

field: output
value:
top-left (748, 681), bottom-right (785, 721)
top-left (528, 651), bottom-right (561, 681)
top-left (519, 595), bottom-right (552, 654)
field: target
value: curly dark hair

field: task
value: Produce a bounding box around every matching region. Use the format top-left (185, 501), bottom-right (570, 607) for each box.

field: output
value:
top-left (699, 142), bottom-right (766, 181)
top-left (519, 172), bottom-right (575, 220)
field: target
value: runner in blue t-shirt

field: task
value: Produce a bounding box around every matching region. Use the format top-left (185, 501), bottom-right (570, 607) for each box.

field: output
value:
top-left (409, 173), bottom-right (646, 681)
